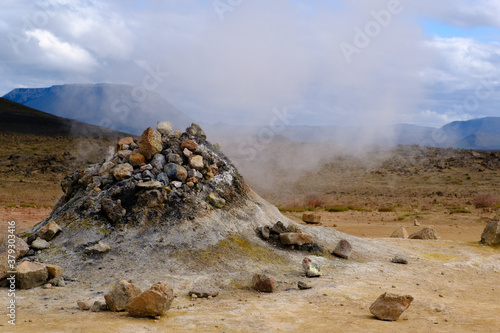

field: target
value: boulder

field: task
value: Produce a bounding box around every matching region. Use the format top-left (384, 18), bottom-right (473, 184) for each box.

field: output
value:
top-left (252, 274), bottom-right (275, 293)
top-left (31, 238), bottom-right (51, 250)
top-left (157, 121), bottom-right (173, 136)
top-left (369, 292), bottom-right (414, 321)
top-left (15, 261), bottom-right (49, 289)
top-left (139, 127), bottom-right (162, 160)
top-left (332, 239), bottom-right (352, 259)
top-left (302, 213), bottom-right (321, 224)
top-left (110, 163), bottom-right (134, 181)
top-left (390, 226), bottom-right (409, 239)
top-left (105, 280), bottom-right (142, 312)
top-left (302, 257), bottom-right (321, 277)
top-left (480, 221), bottom-right (500, 246)
top-left (125, 282), bottom-right (174, 318)
top-left (409, 227), bottom-right (438, 240)
top-left (44, 264), bottom-right (62, 279)
top-left (280, 233), bottom-right (314, 246)
top-left (39, 221), bottom-right (62, 241)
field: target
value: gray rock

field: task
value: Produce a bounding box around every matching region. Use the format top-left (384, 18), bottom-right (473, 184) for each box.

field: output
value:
top-left (480, 221), bottom-right (500, 246)
top-left (157, 121), bottom-right (173, 136)
top-left (164, 163), bottom-right (188, 181)
top-left (48, 276), bottom-right (66, 287)
top-left (271, 221), bottom-right (287, 234)
top-left (258, 226), bottom-right (270, 240)
top-left (156, 172), bottom-right (169, 184)
top-left (142, 170), bottom-right (155, 180)
top-left (391, 257), bottom-right (408, 264)
top-left (151, 154), bottom-right (167, 170)
top-left (188, 169), bottom-right (203, 179)
top-left (332, 239), bottom-right (352, 259)
top-left (298, 281), bottom-right (312, 290)
top-left (280, 233), bottom-right (314, 246)
top-left (31, 238), bottom-right (51, 250)
top-left (369, 292), bottom-right (414, 321)
top-left (91, 300), bottom-right (108, 312)
top-left (186, 123), bottom-right (206, 139)
top-left (167, 153), bottom-right (183, 165)
top-left (390, 226), bottom-right (409, 239)
top-left (140, 164), bottom-right (153, 171)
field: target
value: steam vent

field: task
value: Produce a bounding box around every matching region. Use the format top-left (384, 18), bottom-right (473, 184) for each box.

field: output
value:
top-left (24, 122), bottom-right (362, 289)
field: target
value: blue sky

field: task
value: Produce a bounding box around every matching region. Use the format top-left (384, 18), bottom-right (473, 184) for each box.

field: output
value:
top-left (0, 0), bottom-right (499, 128)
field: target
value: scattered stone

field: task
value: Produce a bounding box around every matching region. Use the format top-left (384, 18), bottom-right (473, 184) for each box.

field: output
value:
top-left (125, 282), bottom-right (174, 318)
top-left (99, 161), bottom-right (115, 176)
top-left (409, 227), bottom-right (438, 240)
top-left (44, 264), bottom-right (62, 279)
top-left (15, 261), bottom-right (49, 289)
top-left (156, 121), bottom-right (173, 136)
top-left (480, 221), bottom-right (500, 246)
top-left (209, 164), bottom-right (219, 176)
top-left (298, 281), bottom-right (312, 290)
top-left (413, 220), bottom-right (421, 226)
top-left (39, 221), bottom-right (63, 241)
top-left (252, 274), bottom-right (275, 293)
top-left (302, 257), bottom-right (321, 277)
top-left (167, 153), bottom-right (183, 164)
top-left (298, 243), bottom-right (325, 256)
top-left (48, 276), bottom-right (66, 287)
top-left (117, 137), bottom-right (134, 149)
top-left (171, 181), bottom-right (182, 188)
top-left (188, 290), bottom-right (219, 298)
top-left (369, 292), bottom-right (414, 321)
top-left (129, 152), bottom-right (146, 167)
top-left (31, 237), bottom-right (51, 250)
top-left (181, 139), bottom-right (198, 151)
top-left (101, 198), bottom-right (126, 223)
top-left (302, 213), bottom-right (322, 224)
top-left (139, 127), bottom-right (163, 160)
top-left (332, 239), bottom-right (352, 259)
top-left (105, 280), bottom-right (142, 312)
top-left (156, 172), bottom-right (169, 184)
top-left (110, 163), bottom-right (134, 181)
top-left (189, 155), bottom-right (204, 170)
top-left (183, 148), bottom-right (193, 158)
top-left (91, 300), bottom-right (108, 312)
top-left (280, 233), bottom-right (314, 246)
top-left (84, 241), bottom-right (111, 255)
top-left (118, 150), bottom-right (133, 159)
top-left (164, 163), bottom-right (188, 181)
top-left (208, 192), bottom-right (226, 208)
top-left (270, 221), bottom-right (287, 234)
top-left (77, 301), bottom-right (91, 311)
top-left (136, 181), bottom-right (162, 189)
top-left (391, 257), bottom-right (408, 265)
top-left (258, 226), bottom-right (270, 240)
top-left (151, 154), bottom-right (167, 170)
top-left (42, 283), bottom-right (52, 289)
top-left (390, 226), bottom-right (409, 239)
top-left (186, 123), bottom-right (206, 139)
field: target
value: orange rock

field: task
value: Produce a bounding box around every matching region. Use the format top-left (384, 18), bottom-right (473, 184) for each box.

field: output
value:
top-left (139, 127), bottom-right (162, 160)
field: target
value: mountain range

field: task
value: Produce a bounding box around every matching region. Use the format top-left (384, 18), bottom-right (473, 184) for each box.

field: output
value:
top-left (2, 84), bottom-right (500, 150)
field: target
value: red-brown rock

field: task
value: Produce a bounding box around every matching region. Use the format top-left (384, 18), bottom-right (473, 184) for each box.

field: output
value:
top-left (369, 292), bottom-right (414, 321)
top-left (181, 139), bottom-right (198, 151)
top-left (129, 152), bottom-right (146, 167)
top-left (125, 282), bottom-right (174, 317)
top-left (252, 274), bottom-right (275, 293)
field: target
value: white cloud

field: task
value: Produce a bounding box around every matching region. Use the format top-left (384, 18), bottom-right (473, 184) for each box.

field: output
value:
top-left (26, 29), bottom-right (97, 71)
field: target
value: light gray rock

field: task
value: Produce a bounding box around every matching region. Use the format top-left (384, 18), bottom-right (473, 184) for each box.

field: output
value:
top-left (31, 238), bottom-right (51, 250)
top-left (481, 221), bottom-right (500, 246)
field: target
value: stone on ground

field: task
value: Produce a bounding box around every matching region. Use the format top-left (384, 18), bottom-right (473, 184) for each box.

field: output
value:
top-left (105, 280), bottom-right (143, 312)
top-left (31, 237), bottom-right (51, 250)
top-left (252, 274), bottom-right (275, 293)
top-left (302, 213), bottom-right (322, 224)
top-left (84, 241), bottom-right (111, 254)
top-left (302, 257), bottom-right (321, 277)
top-left (280, 233), bottom-right (314, 246)
top-left (77, 301), bottom-right (91, 311)
top-left (409, 227), bottom-right (438, 240)
top-left (100, 198), bottom-right (126, 223)
top-left (369, 292), bottom-right (414, 321)
top-left (332, 239), bottom-right (352, 259)
top-left (390, 226), bottom-right (409, 239)
top-left (480, 221), bottom-right (500, 246)
top-left (391, 257), bottom-right (408, 265)
top-left (15, 261), bottom-right (49, 289)
top-left (39, 221), bottom-right (62, 241)
top-left (44, 263), bottom-right (62, 279)
top-left (188, 290), bottom-right (219, 298)
top-left (298, 281), bottom-right (312, 290)
top-left (125, 282), bottom-right (174, 318)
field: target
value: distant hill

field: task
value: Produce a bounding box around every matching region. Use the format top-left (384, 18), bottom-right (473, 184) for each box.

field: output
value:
top-left (3, 83), bottom-right (194, 135)
top-left (0, 97), bottom-right (130, 138)
top-left (435, 117), bottom-right (500, 149)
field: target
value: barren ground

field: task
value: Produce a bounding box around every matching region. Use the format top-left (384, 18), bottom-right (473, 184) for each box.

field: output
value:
top-left (0, 134), bottom-right (499, 332)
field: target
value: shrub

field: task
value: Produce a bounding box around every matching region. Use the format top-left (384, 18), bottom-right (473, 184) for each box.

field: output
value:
top-left (474, 194), bottom-right (499, 208)
top-left (305, 193), bottom-right (325, 208)
top-left (378, 207), bottom-right (395, 212)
